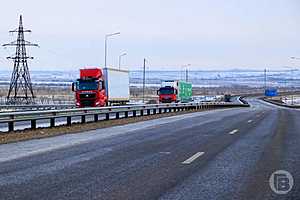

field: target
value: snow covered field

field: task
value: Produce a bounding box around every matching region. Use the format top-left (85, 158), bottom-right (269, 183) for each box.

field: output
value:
top-left (0, 69), bottom-right (299, 88)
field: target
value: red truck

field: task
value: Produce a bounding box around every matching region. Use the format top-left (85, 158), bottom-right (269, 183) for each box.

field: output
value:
top-left (72, 67), bottom-right (130, 107)
top-left (157, 80), bottom-right (192, 103)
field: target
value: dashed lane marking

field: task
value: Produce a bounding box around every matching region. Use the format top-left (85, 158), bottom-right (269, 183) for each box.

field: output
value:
top-left (182, 152), bottom-right (205, 164)
top-left (159, 152), bottom-right (171, 154)
top-left (229, 129), bottom-right (239, 135)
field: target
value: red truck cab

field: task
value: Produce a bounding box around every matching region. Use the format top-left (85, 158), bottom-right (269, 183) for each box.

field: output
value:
top-left (72, 68), bottom-right (107, 107)
top-left (157, 87), bottom-right (177, 103)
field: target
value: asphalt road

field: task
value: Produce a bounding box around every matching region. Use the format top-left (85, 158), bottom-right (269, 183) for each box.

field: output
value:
top-left (0, 98), bottom-right (299, 200)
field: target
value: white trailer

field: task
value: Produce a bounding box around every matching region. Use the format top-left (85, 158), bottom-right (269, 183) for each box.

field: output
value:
top-left (103, 67), bottom-right (130, 104)
top-left (161, 80), bottom-right (178, 88)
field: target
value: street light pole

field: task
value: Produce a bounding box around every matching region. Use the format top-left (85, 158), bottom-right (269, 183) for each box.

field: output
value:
top-left (104, 32), bottom-right (120, 68)
top-left (143, 58), bottom-right (146, 103)
top-left (186, 64), bottom-right (191, 82)
top-left (118, 52), bottom-right (127, 70)
top-left (104, 37), bottom-right (107, 68)
top-left (291, 68), bottom-right (295, 105)
top-left (264, 68), bottom-right (267, 90)
top-left (181, 64), bottom-right (191, 82)
top-left (289, 57), bottom-right (300, 105)
top-left (186, 68), bottom-right (188, 82)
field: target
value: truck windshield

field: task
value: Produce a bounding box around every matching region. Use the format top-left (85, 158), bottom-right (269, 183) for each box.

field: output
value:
top-left (159, 87), bottom-right (174, 95)
top-left (76, 80), bottom-right (98, 90)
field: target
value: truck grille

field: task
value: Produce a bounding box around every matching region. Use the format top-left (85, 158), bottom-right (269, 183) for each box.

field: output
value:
top-left (161, 98), bottom-right (172, 103)
top-left (80, 100), bottom-right (94, 107)
top-left (79, 93), bottom-right (96, 99)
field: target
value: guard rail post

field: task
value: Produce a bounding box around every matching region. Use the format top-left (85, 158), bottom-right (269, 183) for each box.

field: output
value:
top-left (133, 110), bottom-right (136, 117)
top-left (94, 114), bottom-right (98, 122)
top-left (81, 115), bottom-right (86, 123)
top-left (50, 117), bottom-right (55, 127)
top-left (67, 116), bottom-right (72, 126)
top-left (31, 119), bottom-right (37, 129)
top-left (8, 115), bottom-right (14, 132)
top-left (153, 108), bottom-right (156, 114)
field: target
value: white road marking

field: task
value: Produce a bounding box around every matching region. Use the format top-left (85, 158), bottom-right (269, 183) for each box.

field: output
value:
top-left (247, 120), bottom-right (253, 123)
top-left (182, 152), bottom-right (205, 164)
top-left (229, 129), bottom-right (239, 135)
top-left (159, 151), bottom-right (171, 154)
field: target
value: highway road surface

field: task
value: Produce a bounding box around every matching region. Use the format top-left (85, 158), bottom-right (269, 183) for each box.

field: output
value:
top-left (0, 98), bottom-right (299, 200)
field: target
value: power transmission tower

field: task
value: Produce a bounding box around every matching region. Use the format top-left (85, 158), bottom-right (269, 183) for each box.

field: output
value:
top-left (2, 15), bottom-right (39, 104)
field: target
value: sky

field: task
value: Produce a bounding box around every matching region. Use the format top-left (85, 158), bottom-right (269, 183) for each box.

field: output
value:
top-left (0, 0), bottom-right (299, 71)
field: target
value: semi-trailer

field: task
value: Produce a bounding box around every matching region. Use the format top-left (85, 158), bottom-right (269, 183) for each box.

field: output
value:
top-left (72, 67), bottom-right (130, 107)
top-left (157, 80), bottom-right (192, 103)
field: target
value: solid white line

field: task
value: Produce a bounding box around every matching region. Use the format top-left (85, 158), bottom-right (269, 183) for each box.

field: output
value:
top-left (247, 120), bottom-right (253, 123)
top-left (229, 129), bottom-right (238, 135)
top-left (182, 152), bottom-right (205, 164)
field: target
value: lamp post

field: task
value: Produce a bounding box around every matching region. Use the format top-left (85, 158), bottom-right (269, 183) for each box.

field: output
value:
top-left (264, 68), bottom-right (267, 90)
top-left (143, 58), bottom-right (147, 103)
top-left (289, 57), bottom-right (300, 104)
top-left (284, 64), bottom-right (297, 105)
top-left (181, 64), bottom-right (191, 82)
top-left (118, 52), bottom-right (127, 70)
top-left (104, 32), bottom-right (120, 68)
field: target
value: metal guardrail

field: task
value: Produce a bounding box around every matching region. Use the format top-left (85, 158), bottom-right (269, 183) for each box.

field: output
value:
top-left (237, 96), bottom-right (249, 105)
top-left (0, 101), bottom-right (249, 132)
top-left (262, 98), bottom-right (300, 108)
top-left (0, 104), bottom-right (75, 112)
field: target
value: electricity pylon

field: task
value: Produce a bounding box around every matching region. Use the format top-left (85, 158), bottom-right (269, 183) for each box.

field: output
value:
top-left (3, 15), bottom-right (39, 104)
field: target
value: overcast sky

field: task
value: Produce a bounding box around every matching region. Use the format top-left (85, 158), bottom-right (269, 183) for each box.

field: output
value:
top-left (0, 0), bottom-right (299, 71)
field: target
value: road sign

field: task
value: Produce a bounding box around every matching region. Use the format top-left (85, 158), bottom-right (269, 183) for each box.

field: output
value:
top-left (265, 88), bottom-right (278, 97)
